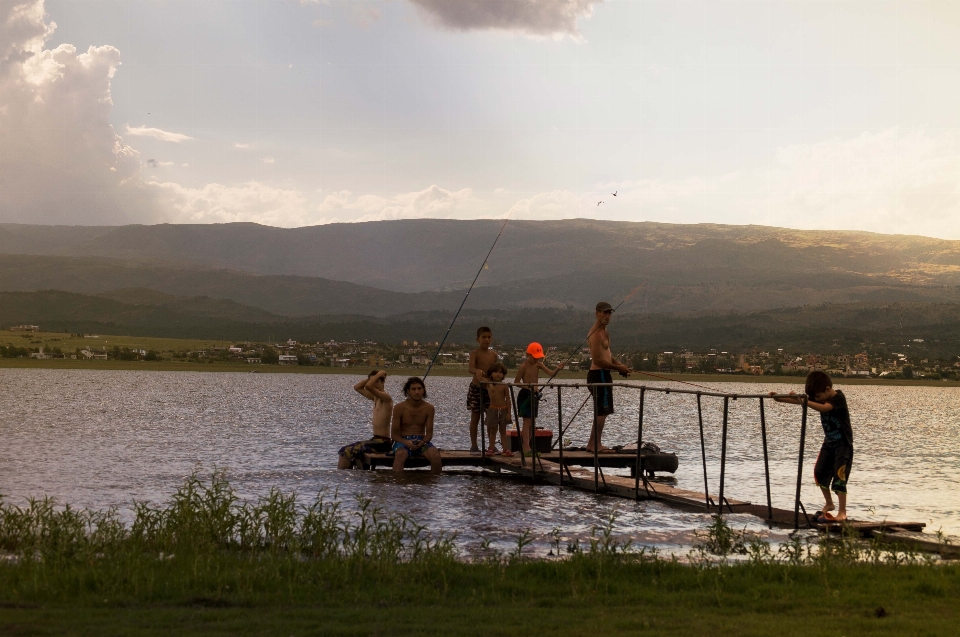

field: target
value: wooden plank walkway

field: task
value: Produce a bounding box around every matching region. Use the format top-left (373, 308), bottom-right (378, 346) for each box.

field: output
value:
top-left (870, 528), bottom-right (958, 556)
top-left (360, 450), bottom-right (933, 541)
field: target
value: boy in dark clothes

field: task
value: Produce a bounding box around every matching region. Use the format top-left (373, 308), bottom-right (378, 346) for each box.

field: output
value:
top-left (772, 371), bottom-right (854, 521)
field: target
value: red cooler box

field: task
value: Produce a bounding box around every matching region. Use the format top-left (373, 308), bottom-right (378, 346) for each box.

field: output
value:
top-left (504, 428), bottom-right (553, 453)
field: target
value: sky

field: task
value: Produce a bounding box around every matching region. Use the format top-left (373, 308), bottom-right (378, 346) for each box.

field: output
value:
top-left (1, 0), bottom-right (960, 238)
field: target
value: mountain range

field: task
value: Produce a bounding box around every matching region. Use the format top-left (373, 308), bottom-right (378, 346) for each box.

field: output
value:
top-left (1, 219), bottom-right (959, 352)
top-left (2, 220), bottom-right (960, 316)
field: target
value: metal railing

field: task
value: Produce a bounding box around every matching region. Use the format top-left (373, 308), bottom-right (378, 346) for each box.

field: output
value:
top-left (480, 380), bottom-right (812, 530)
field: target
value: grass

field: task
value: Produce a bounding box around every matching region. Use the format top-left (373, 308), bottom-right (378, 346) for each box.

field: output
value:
top-left (1, 474), bottom-right (958, 636)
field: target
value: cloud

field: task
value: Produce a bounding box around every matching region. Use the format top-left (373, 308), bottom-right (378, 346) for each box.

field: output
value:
top-left (144, 159), bottom-right (174, 168)
top-left (506, 190), bottom-right (583, 219)
top-left (233, 142), bottom-right (255, 150)
top-left (260, 156), bottom-right (276, 164)
top-left (151, 180), bottom-right (313, 227)
top-left (318, 185), bottom-right (487, 222)
top-left (123, 125), bottom-right (193, 143)
top-left (592, 128), bottom-right (960, 239)
top-left (407, 0), bottom-right (603, 38)
top-left (0, 0), bottom-right (161, 224)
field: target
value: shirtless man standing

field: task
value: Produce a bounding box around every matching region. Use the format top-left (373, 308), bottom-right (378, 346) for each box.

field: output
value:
top-left (391, 377), bottom-right (442, 474)
top-left (586, 301), bottom-right (632, 453)
top-left (338, 370), bottom-right (393, 469)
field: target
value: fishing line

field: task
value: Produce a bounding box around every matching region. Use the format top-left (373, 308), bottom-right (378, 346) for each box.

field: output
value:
top-left (423, 216), bottom-right (510, 380)
top-left (537, 281), bottom-right (648, 396)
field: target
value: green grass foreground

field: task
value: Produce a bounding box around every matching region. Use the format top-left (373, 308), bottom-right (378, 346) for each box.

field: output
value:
top-left (2, 475), bottom-right (957, 636)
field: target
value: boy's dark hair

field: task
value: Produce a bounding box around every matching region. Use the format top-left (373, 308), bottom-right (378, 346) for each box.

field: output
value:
top-left (805, 371), bottom-right (833, 398)
top-left (367, 369), bottom-right (380, 378)
top-left (487, 362), bottom-right (507, 378)
top-left (477, 326), bottom-right (492, 338)
top-left (403, 376), bottom-right (427, 398)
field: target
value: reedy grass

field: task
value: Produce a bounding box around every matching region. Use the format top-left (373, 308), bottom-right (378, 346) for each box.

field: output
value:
top-left (1, 472), bottom-right (957, 617)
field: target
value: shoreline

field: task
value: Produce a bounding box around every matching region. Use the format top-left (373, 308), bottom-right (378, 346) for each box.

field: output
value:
top-left (2, 358), bottom-right (958, 386)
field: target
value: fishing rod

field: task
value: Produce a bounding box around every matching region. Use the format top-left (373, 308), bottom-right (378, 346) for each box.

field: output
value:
top-left (422, 216), bottom-right (510, 380)
top-left (537, 281), bottom-right (648, 396)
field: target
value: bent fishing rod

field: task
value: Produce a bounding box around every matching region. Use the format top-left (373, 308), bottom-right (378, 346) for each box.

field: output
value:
top-left (422, 216), bottom-right (510, 380)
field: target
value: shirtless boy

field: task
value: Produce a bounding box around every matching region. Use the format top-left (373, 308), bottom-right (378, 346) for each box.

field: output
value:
top-left (338, 370), bottom-right (393, 469)
top-left (391, 377), bottom-right (442, 474)
top-left (587, 301), bottom-right (632, 453)
top-left (514, 343), bottom-right (564, 457)
top-left (467, 326), bottom-right (498, 453)
top-left (483, 362), bottom-right (513, 457)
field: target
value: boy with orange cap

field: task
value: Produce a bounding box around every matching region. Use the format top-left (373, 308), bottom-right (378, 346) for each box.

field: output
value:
top-left (514, 342), bottom-right (564, 457)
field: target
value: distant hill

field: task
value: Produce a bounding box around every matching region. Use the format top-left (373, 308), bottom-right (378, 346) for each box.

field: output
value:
top-left (0, 238), bottom-right (960, 316)
top-left (3, 290), bottom-right (958, 358)
top-left (0, 254), bottom-right (461, 317)
top-left (3, 220), bottom-right (960, 300)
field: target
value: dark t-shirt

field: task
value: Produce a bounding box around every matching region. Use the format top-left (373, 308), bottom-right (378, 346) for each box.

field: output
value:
top-left (819, 390), bottom-right (853, 448)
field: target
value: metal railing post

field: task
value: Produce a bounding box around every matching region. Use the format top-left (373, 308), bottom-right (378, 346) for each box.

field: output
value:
top-left (696, 393), bottom-right (710, 510)
top-left (794, 396), bottom-right (809, 531)
top-left (530, 382), bottom-right (538, 480)
top-left (480, 385), bottom-right (486, 463)
top-left (509, 385), bottom-right (525, 470)
top-left (634, 386), bottom-right (646, 500)
top-left (759, 397), bottom-right (773, 521)
top-left (592, 382), bottom-right (600, 493)
top-left (718, 396), bottom-right (729, 516)
top-left (557, 385), bottom-right (563, 486)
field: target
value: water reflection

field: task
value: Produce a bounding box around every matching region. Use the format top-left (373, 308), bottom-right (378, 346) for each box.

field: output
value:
top-left (1, 369), bottom-right (957, 555)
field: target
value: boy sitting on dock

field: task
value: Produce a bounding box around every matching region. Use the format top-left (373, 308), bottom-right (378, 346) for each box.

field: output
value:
top-left (772, 371), bottom-right (854, 522)
top-left (483, 362), bottom-right (513, 457)
top-left (338, 370), bottom-right (393, 469)
top-left (467, 326), bottom-right (497, 453)
top-left (391, 377), bottom-right (442, 475)
top-left (515, 343), bottom-right (563, 457)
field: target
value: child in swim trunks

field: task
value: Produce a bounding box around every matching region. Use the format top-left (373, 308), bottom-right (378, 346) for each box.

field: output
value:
top-left (514, 342), bottom-right (563, 457)
top-left (466, 326), bottom-right (497, 453)
top-left (772, 371), bottom-right (854, 522)
top-left (483, 362), bottom-right (513, 457)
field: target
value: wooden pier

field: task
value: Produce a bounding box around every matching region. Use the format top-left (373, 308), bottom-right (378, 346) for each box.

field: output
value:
top-left (361, 449), bottom-right (939, 548)
top-left (355, 381), bottom-right (952, 555)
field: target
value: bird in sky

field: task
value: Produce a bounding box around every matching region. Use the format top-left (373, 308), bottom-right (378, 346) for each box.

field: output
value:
top-left (597, 201), bottom-right (604, 206)
top-left (611, 191), bottom-right (617, 196)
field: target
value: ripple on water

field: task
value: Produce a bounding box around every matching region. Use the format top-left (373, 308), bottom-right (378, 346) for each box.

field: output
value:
top-left (1, 369), bottom-right (958, 553)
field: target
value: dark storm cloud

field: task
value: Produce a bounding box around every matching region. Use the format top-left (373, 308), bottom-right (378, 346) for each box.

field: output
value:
top-left (407, 0), bottom-right (603, 37)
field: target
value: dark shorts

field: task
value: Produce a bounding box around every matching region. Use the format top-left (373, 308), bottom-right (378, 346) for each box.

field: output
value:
top-left (338, 435), bottom-right (392, 462)
top-left (814, 441), bottom-right (853, 494)
top-left (587, 369), bottom-right (614, 416)
top-left (466, 383), bottom-right (490, 413)
top-left (517, 388), bottom-right (539, 419)
top-left (392, 435), bottom-right (436, 458)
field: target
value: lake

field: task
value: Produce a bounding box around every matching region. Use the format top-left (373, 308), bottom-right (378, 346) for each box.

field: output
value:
top-left (1, 369), bottom-right (957, 555)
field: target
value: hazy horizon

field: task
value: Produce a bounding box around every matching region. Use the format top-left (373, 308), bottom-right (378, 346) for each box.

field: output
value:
top-left (2, 0), bottom-right (960, 240)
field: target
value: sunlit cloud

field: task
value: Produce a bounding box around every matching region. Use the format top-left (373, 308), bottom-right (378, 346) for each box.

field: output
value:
top-left (123, 125), bottom-right (193, 143)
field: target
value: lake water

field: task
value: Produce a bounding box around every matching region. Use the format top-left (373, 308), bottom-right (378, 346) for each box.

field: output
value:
top-left (1, 369), bottom-right (957, 556)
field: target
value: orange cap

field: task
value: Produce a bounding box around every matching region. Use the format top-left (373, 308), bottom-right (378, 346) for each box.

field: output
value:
top-left (526, 342), bottom-right (545, 358)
